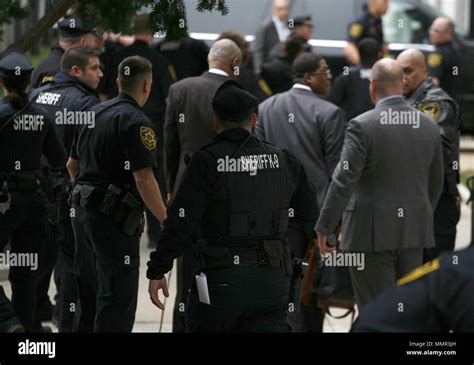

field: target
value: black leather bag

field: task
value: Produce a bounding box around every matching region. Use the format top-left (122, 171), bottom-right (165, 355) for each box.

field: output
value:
top-left (313, 257), bottom-right (355, 319)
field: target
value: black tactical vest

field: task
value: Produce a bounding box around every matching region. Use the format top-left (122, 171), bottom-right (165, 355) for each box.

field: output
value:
top-left (200, 136), bottom-right (292, 241)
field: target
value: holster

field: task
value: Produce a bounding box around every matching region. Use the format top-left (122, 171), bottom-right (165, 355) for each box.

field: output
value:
top-left (79, 185), bottom-right (98, 208)
top-left (261, 240), bottom-right (293, 277)
top-left (122, 208), bottom-right (145, 237)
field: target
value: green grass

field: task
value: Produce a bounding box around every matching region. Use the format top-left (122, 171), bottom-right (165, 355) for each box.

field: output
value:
top-left (27, 42), bottom-right (55, 68)
top-left (461, 170), bottom-right (474, 187)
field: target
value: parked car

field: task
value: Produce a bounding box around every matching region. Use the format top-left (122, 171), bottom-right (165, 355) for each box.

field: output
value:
top-left (176, 0), bottom-right (474, 132)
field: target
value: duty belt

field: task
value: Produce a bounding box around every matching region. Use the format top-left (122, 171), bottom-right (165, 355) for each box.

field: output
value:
top-left (196, 239), bottom-right (293, 277)
top-left (70, 183), bottom-right (145, 237)
top-left (0, 171), bottom-right (42, 192)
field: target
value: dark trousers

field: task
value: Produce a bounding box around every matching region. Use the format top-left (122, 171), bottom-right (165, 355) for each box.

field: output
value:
top-left (172, 248), bottom-right (196, 332)
top-left (55, 190), bottom-right (77, 332)
top-left (349, 248), bottom-right (423, 309)
top-left (286, 222), bottom-right (324, 332)
top-left (0, 192), bottom-right (45, 331)
top-left (185, 265), bottom-right (290, 332)
top-left (72, 205), bottom-right (140, 332)
top-left (34, 220), bottom-right (56, 322)
top-left (424, 194), bottom-right (460, 262)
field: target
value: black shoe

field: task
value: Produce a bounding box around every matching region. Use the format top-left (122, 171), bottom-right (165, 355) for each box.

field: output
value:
top-left (38, 300), bottom-right (53, 322)
top-left (39, 325), bottom-right (52, 333)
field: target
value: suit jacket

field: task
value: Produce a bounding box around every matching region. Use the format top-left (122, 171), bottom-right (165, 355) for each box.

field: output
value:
top-left (165, 71), bottom-right (228, 196)
top-left (315, 96), bottom-right (444, 252)
top-left (256, 86), bottom-right (346, 206)
top-left (253, 19), bottom-right (280, 72)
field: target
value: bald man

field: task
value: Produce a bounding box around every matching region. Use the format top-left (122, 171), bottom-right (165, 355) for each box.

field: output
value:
top-left (345, 0), bottom-right (389, 65)
top-left (253, 0), bottom-right (290, 73)
top-left (164, 38), bottom-right (241, 332)
top-left (427, 17), bottom-right (459, 96)
top-left (315, 58), bottom-right (444, 308)
top-left (397, 49), bottom-right (461, 262)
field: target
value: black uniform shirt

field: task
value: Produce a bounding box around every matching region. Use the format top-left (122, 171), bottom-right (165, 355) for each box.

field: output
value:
top-left (156, 36), bottom-right (209, 81)
top-left (146, 128), bottom-right (318, 279)
top-left (0, 100), bottom-right (66, 171)
top-left (427, 41), bottom-right (459, 97)
top-left (31, 45), bottom-right (65, 88)
top-left (347, 11), bottom-right (384, 45)
top-left (103, 40), bottom-right (173, 124)
top-left (30, 71), bottom-right (100, 155)
top-left (328, 63), bottom-right (374, 120)
top-left (406, 78), bottom-right (461, 195)
top-left (72, 92), bottom-right (157, 191)
top-left (353, 246), bottom-right (474, 332)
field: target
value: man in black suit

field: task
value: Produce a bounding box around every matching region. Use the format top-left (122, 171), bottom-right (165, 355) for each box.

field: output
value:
top-left (253, 0), bottom-right (290, 74)
top-left (164, 38), bottom-right (241, 332)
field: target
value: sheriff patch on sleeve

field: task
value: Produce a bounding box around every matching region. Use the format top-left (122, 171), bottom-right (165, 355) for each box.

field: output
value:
top-left (397, 257), bottom-right (440, 285)
top-left (349, 23), bottom-right (363, 39)
top-left (428, 52), bottom-right (442, 68)
top-left (140, 126), bottom-right (157, 151)
top-left (418, 101), bottom-right (440, 121)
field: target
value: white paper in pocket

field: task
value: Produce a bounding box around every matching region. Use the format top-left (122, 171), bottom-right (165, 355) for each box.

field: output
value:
top-left (195, 272), bottom-right (211, 305)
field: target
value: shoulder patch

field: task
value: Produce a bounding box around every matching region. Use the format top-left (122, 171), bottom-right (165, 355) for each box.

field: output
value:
top-left (428, 52), bottom-right (442, 68)
top-left (397, 258), bottom-right (440, 285)
top-left (418, 101), bottom-right (440, 121)
top-left (258, 79), bottom-right (273, 96)
top-left (140, 126), bottom-right (157, 151)
top-left (41, 75), bottom-right (54, 84)
top-left (349, 23), bottom-right (363, 39)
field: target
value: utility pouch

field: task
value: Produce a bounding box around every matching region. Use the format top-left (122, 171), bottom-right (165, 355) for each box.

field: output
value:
top-left (100, 184), bottom-right (122, 215)
top-left (69, 185), bottom-right (83, 206)
top-left (262, 240), bottom-right (284, 269)
top-left (16, 173), bottom-right (38, 192)
top-left (122, 208), bottom-right (144, 237)
top-left (79, 185), bottom-right (97, 208)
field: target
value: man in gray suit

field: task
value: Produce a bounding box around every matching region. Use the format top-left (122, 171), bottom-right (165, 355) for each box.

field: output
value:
top-left (253, 0), bottom-right (290, 74)
top-left (164, 39), bottom-right (241, 331)
top-left (315, 59), bottom-right (444, 309)
top-left (256, 53), bottom-right (346, 331)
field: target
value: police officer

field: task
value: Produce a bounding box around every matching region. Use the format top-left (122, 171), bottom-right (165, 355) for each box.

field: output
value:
top-left (427, 17), bottom-right (460, 98)
top-left (397, 49), bottom-right (461, 261)
top-left (288, 15), bottom-right (313, 53)
top-left (103, 14), bottom-right (173, 249)
top-left (156, 32), bottom-right (209, 81)
top-left (147, 80), bottom-right (318, 332)
top-left (30, 46), bottom-right (102, 332)
top-left (0, 50), bottom-right (66, 332)
top-left (352, 246), bottom-right (474, 332)
top-left (31, 16), bottom-right (98, 88)
top-left (344, 0), bottom-right (388, 65)
top-left (329, 38), bottom-right (382, 120)
top-left (67, 56), bottom-right (167, 332)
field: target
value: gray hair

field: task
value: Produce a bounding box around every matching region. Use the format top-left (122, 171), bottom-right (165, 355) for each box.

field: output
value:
top-left (208, 39), bottom-right (242, 64)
